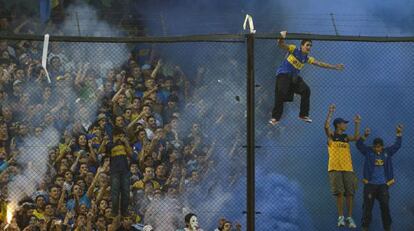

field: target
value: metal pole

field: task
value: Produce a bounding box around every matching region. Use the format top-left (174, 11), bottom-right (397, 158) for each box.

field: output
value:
top-left (330, 13), bottom-right (339, 36)
top-left (160, 11), bottom-right (167, 36)
top-left (246, 33), bottom-right (255, 231)
top-left (75, 12), bottom-right (81, 36)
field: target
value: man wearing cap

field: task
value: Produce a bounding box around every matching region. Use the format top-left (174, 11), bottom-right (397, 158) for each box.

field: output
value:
top-left (270, 31), bottom-right (344, 125)
top-left (357, 125), bottom-right (403, 231)
top-left (324, 104), bottom-right (360, 228)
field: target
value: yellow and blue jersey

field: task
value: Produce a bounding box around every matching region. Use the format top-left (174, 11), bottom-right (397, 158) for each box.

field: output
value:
top-left (276, 45), bottom-right (315, 77)
top-left (327, 133), bottom-right (353, 172)
top-left (107, 142), bottom-right (129, 174)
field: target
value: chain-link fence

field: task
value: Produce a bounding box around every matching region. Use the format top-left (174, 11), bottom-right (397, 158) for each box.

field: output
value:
top-left (0, 33), bottom-right (414, 231)
top-left (0, 35), bottom-right (247, 231)
top-left (255, 36), bottom-right (414, 231)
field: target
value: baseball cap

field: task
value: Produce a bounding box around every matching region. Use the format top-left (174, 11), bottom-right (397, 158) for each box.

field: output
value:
top-left (333, 118), bottom-right (349, 127)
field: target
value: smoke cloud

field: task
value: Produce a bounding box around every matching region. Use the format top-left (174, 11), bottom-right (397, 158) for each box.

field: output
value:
top-left (6, 1), bottom-right (129, 214)
top-left (133, 1), bottom-right (414, 230)
top-left (7, 127), bottom-right (60, 210)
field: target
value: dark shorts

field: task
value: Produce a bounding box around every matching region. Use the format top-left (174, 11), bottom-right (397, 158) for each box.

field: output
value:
top-left (328, 171), bottom-right (358, 196)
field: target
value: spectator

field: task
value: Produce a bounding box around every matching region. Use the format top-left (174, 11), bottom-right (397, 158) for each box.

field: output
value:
top-left (213, 218), bottom-right (226, 231)
top-left (0, 21), bottom-right (220, 230)
top-left (177, 213), bottom-right (203, 231)
top-left (99, 128), bottom-right (132, 217)
top-left (132, 167), bottom-right (160, 191)
top-left (357, 125), bottom-right (403, 231)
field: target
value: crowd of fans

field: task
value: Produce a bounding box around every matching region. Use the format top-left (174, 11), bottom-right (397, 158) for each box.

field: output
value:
top-left (0, 28), bottom-right (242, 231)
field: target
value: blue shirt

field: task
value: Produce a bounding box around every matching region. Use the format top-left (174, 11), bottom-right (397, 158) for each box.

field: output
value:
top-left (276, 45), bottom-right (315, 77)
top-left (66, 194), bottom-right (91, 210)
top-left (132, 141), bottom-right (143, 162)
top-left (370, 154), bottom-right (386, 185)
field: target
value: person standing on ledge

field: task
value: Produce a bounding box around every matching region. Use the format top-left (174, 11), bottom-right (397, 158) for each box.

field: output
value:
top-left (324, 104), bottom-right (360, 229)
top-left (357, 125), bottom-right (403, 231)
top-left (270, 31), bottom-right (345, 125)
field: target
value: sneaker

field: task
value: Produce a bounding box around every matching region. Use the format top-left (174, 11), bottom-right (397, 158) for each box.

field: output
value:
top-left (346, 217), bottom-right (357, 228)
top-left (299, 116), bottom-right (312, 123)
top-left (337, 216), bottom-right (345, 227)
top-left (269, 118), bottom-right (279, 126)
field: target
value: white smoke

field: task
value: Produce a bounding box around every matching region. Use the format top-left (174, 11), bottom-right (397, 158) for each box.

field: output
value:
top-left (7, 127), bottom-right (60, 208)
top-left (7, 2), bottom-right (129, 209)
top-left (144, 197), bottom-right (183, 230)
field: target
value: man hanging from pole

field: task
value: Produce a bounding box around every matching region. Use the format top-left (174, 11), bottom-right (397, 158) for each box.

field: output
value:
top-left (270, 31), bottom-right (345, 125)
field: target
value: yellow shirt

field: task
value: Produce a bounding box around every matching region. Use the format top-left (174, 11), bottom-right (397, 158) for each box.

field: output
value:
top-left (111, 144), bottom-right (127, 157)
top-left (0, 200), bottom-right (6, 222)
top-left (328, 133), bottom-right (353, 172)
top-left (132, 180), bottom-right (160, 190)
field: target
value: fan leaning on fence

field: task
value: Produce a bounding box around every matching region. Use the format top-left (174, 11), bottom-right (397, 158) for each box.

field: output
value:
top-left (270, 31), bottom-right (345, 126)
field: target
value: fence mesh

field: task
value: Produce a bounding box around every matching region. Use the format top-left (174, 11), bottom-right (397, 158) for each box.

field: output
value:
top-left (0, 37), bottom-right (247, 230)
top-left (255, 39), bottom-right (414, 230)
top-left (1, 34), bottom-right (414, 231)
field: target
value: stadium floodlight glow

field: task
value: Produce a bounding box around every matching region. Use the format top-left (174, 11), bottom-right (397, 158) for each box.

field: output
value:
top-left (243, 14), bottom-right (256, 34)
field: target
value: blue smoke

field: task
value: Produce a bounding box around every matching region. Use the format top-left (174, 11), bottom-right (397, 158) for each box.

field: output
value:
top-left (132, 0), bottom-right (414, 230)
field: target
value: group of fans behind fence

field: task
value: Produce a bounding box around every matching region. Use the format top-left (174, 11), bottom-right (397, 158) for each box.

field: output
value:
top-left (0, 30), bottom-right (242, 231)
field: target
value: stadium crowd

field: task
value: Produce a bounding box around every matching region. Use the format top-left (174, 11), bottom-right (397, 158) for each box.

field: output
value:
top-left (0, 11), bottom-right (243, 231)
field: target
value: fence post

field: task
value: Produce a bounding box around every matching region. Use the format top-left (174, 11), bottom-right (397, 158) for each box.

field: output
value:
top-left (246, 33), bottom-right (255, 231)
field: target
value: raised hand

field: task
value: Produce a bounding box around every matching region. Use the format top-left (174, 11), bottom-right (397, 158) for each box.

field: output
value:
top-left (354, 114), bottom-right (361, 123)
top-left (99, 161), bottom-right (110, 173)
top-left (335, 64), bottom-right (345, 70)
top-left (87, 211), bottom-right (94, 221)
top-left (328, 104), bottom-right (336, 113)
top-left (66, 210), bottom-right (74, 220)
top-left (88, 139), bottom-right (93, 148)
top-left (396, 124), bottom-right (403, 136)
top-left (157, 59), bottom-right (163, 66)
top-left (364, 128), bottom-right (371, 138)
top-left (181, 168), bottom-right (187, 178)
top-left (102, 135), bottom-right (110, 144)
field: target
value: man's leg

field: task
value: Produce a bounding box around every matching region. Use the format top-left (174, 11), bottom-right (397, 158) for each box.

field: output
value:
top-left (361, 184), bottom-right (376, 230)
top-left (272, 74), bottom-right (291, 121)
top-left (293, 77), bottom-right (311, 118)
top-left (329, 171), bottom-right (346, 226)
top-left (110, 171), bottom-right (121, 216)
top-left (343, 172), bottom-right (358, 217)
top-left (336, 194), bottom-right (344, 216)
top-left (120, 171), bottom-right (131, 217)
top-left (343, 172), bottom-right (358, 228)
top-left (378, 185), bottom-right (392, 230)
top-left (346, 195), bottom-right (354, 217)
